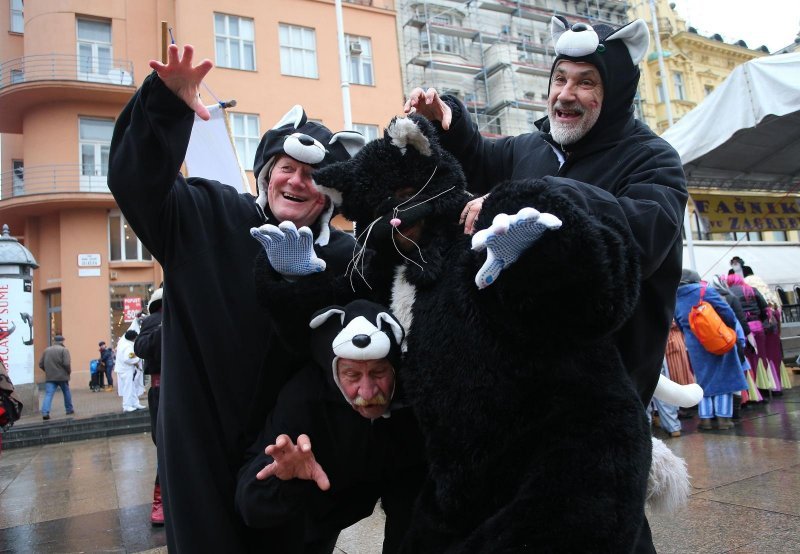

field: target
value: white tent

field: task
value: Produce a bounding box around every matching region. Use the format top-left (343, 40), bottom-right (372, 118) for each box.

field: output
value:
top-left (661, 52), bottom-right (800, 193)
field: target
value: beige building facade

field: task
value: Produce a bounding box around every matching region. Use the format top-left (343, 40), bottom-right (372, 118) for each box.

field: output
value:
top-left (0, 0), bottom-right (403, 388)
top-left (629, 0), bottom-right (766, 134)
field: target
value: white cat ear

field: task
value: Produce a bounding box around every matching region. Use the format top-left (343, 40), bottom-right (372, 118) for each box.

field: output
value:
top-left (605, 19), bottom-right (650, 65)
top-left (376, 312), bottom-right (404, 345)
top-left (271, 105), bottom-right (306, 130)
top-left (309, 308), bottom-right (346, 329)
top-left (330, 130), bottom-right (366, 157)
top-left (387, 117), bottom-right (432, 156)
top-left (550, 16), bottom-right (568, 46)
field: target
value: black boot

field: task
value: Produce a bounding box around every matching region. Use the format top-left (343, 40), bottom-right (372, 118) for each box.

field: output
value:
top-left (732, 395), bottom-right (742, 421)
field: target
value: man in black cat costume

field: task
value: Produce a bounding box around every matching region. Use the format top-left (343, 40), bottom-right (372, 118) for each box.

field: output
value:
top-left (406, 17), bottom-right (688, 409)
top-left (108, 44), bottom-right (363, 552)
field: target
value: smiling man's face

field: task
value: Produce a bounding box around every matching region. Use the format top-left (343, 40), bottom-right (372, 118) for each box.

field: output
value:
top-left (547, 60), bottom-right (604, 145)
top-left (267, 154), bottom-right (327, 228)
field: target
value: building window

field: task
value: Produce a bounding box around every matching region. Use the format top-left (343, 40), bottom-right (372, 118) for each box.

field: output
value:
top-left (77, 18), bottom-right (112, 82)
top-left (109, 210), bottom-right (152, 262)
top-left (420, 14), bottom-right (463, 55)
top-left (279, 24), bottom-right (318, 78)
top-left (214, 13), bottom-right (255, 71)
top-left (673, 72), bottom-right (686, 100)
top-left (704, 84), bottom-right (714, 96)
top-left (12, 160), bottom-right (23, 195)
top-left (656, 80), bottom-right (666, 103)
top-left (771, 231), bottom-right (788, 242)
top-left (10, 68), bottom-right (23, 84)
top-left (353, 123), bottom-right (380, 142)
top-left (346, 35), bottom-right (373, 85)
top-left (110, 283), bottom-right (153, 341)
top-left (79, 117), bottom-right (114, 191)
top-left (230, 113), bottom-right (260, 171)
top-left (10, 0), bottom-right (23, 33)
top-left (47, 291), bottom-right (62, 345)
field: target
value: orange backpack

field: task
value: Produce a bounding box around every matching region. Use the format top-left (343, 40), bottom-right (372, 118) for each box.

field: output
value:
top-left (689, 283), bottom-right (737, 355)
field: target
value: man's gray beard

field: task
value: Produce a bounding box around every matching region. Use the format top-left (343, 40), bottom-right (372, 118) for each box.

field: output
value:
top-left (547, 107), bottom-right (601, 146)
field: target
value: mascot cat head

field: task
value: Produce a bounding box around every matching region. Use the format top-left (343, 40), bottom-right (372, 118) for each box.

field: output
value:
top-left (314, 115), bottom-right (470, 248)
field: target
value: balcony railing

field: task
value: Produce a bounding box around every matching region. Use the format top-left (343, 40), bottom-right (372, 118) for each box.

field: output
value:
top-left (1, 164), bottom-right (112, 198)
top-left (0, 54), bottom-right (135, 90)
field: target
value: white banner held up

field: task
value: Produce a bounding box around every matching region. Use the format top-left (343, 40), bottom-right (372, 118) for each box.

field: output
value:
top-left (185, 104), bottom-right (252, 194)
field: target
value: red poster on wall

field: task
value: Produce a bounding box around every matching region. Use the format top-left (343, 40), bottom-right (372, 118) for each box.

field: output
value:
top-left (123, 298), bottom-right (142, 322)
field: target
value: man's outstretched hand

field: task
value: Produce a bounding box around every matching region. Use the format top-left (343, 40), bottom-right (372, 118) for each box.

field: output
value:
top-left (256, 434), bottom-right (331, 491)
top-left (149, 44), bottom-right (214, 121)
top-left (250, 221), bottom-right (327, 277)
top-left (403, 87), bottom-right (452, 130)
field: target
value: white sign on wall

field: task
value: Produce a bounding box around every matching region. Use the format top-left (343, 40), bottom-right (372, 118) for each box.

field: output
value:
top-left (77, 253), bottom-right (101, 267)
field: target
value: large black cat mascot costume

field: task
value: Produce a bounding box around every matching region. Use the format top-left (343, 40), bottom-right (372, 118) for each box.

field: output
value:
top-left (255, 123), bottom-right (655, 552)
top-left (249, 18), bottom-right (692, 552)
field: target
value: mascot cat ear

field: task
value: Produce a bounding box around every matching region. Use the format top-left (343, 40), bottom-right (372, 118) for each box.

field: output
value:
top-left (387, 116), bottom-right (433, 157)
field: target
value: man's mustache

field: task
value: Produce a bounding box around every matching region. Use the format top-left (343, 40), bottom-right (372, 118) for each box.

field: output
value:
top-left (353, 393), bottom-right (388, 406)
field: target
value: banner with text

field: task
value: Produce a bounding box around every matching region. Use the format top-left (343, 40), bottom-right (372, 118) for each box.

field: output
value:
top-left (690, 194), bottom-right (800, 234)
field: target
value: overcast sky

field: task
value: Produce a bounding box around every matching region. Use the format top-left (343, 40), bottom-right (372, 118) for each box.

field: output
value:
top-left (669, 0), bottom-right (800, 52)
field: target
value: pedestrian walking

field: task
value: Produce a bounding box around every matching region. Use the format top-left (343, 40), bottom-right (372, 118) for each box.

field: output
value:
top-left (38, 335), bottom-right (74, 420)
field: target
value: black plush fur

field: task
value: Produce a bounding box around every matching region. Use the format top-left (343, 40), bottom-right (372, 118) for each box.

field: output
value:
top-left (310, 115), bottom-right (652, 552)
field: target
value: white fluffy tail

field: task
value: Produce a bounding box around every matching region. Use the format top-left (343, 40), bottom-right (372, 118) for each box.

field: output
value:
top-left (646, 437), bottom-right (691, 514)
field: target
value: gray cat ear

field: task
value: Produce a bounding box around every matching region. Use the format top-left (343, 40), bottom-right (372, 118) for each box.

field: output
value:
top-left (550, 16), bottom-right (568, 46)
top-left (271, 105), bottom-right (306, 130)
top-left (309, 308), bottom-right (346, 329)
top-left (376, 312), bottom-right (404, 345)
top-left (605, 19), bottom-right (650, 65)
top-left (330, 131), bottom-right (366, 157)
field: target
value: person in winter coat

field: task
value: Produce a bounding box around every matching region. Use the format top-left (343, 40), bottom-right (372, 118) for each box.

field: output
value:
top-left (675, 270), bottom-right (747, 430)
top-left (38, 335), bottom-right (73, 420)
top-left (236, 300), bottom-right (426, 554)
top-left (727, 274), bottom-right (774, 395)
top-left (107, 44), bottom-right (364, 552)
top-left (116, 329), bottom-right (145, 413)
top-left (98, 340), bottom-right (115, 391)
top-left (404, 17), bottom-right (687, 412)
top-left (134, 287), bottom-right (165, 526)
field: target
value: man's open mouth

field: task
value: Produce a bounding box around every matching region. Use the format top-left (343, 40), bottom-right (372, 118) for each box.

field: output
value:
top-left (556, 109), bottom-right (583, 119)
top-left (283, 193), bottom-right (306, 203)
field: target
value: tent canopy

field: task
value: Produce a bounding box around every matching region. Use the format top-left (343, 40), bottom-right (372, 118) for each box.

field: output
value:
top-left (661, 52), bottom-right (800, 194)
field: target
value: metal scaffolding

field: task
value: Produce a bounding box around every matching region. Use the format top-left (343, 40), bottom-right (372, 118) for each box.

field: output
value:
top-left (398, 0), bottom-right (630, 135)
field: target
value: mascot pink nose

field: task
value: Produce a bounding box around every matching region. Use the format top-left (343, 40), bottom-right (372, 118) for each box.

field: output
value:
top-left (390, 218), bottom-right (402, 228)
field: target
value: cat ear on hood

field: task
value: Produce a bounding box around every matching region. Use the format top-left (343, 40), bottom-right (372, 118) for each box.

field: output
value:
top-left (271, 104), bottom-right (306, 130)
top-left (330, 131), bottom-right (366, 158)
top-left (309, 307), bottom-right (346, 329)
top-left (604, 19), bottom-right (650, 65)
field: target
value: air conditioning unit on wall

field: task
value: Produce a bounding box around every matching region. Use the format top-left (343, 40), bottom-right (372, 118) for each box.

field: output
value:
top-left (349, 42), bottom-right (363, 56)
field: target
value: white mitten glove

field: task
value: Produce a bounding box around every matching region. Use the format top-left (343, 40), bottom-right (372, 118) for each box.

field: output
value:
top-left (250, 221), bottom-right (326, 277)
top-left (471, 207), bottom-right (561, 289)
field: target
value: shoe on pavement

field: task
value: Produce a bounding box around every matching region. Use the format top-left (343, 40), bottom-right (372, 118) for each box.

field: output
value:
top-left (104, 385), bottom-right (114, 392)
top-left (135, 404), bottom-right (147, 410)
top-left (66, 410), bottom-right (75, 416)
top-left (699, 418), bottom-right (713, 430)
top-left (123, 407), bottom-right (138, 413)
top-left (42, 414), bottom-right (50, 420)
top-left (669, 431), bottom-right (681, 438)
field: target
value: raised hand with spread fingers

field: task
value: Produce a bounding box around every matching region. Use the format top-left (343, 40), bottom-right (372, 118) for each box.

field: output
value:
top-left (148, 44), bottom-right (214, 121)
top-left (250, 221), bottom-right (327, 277)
